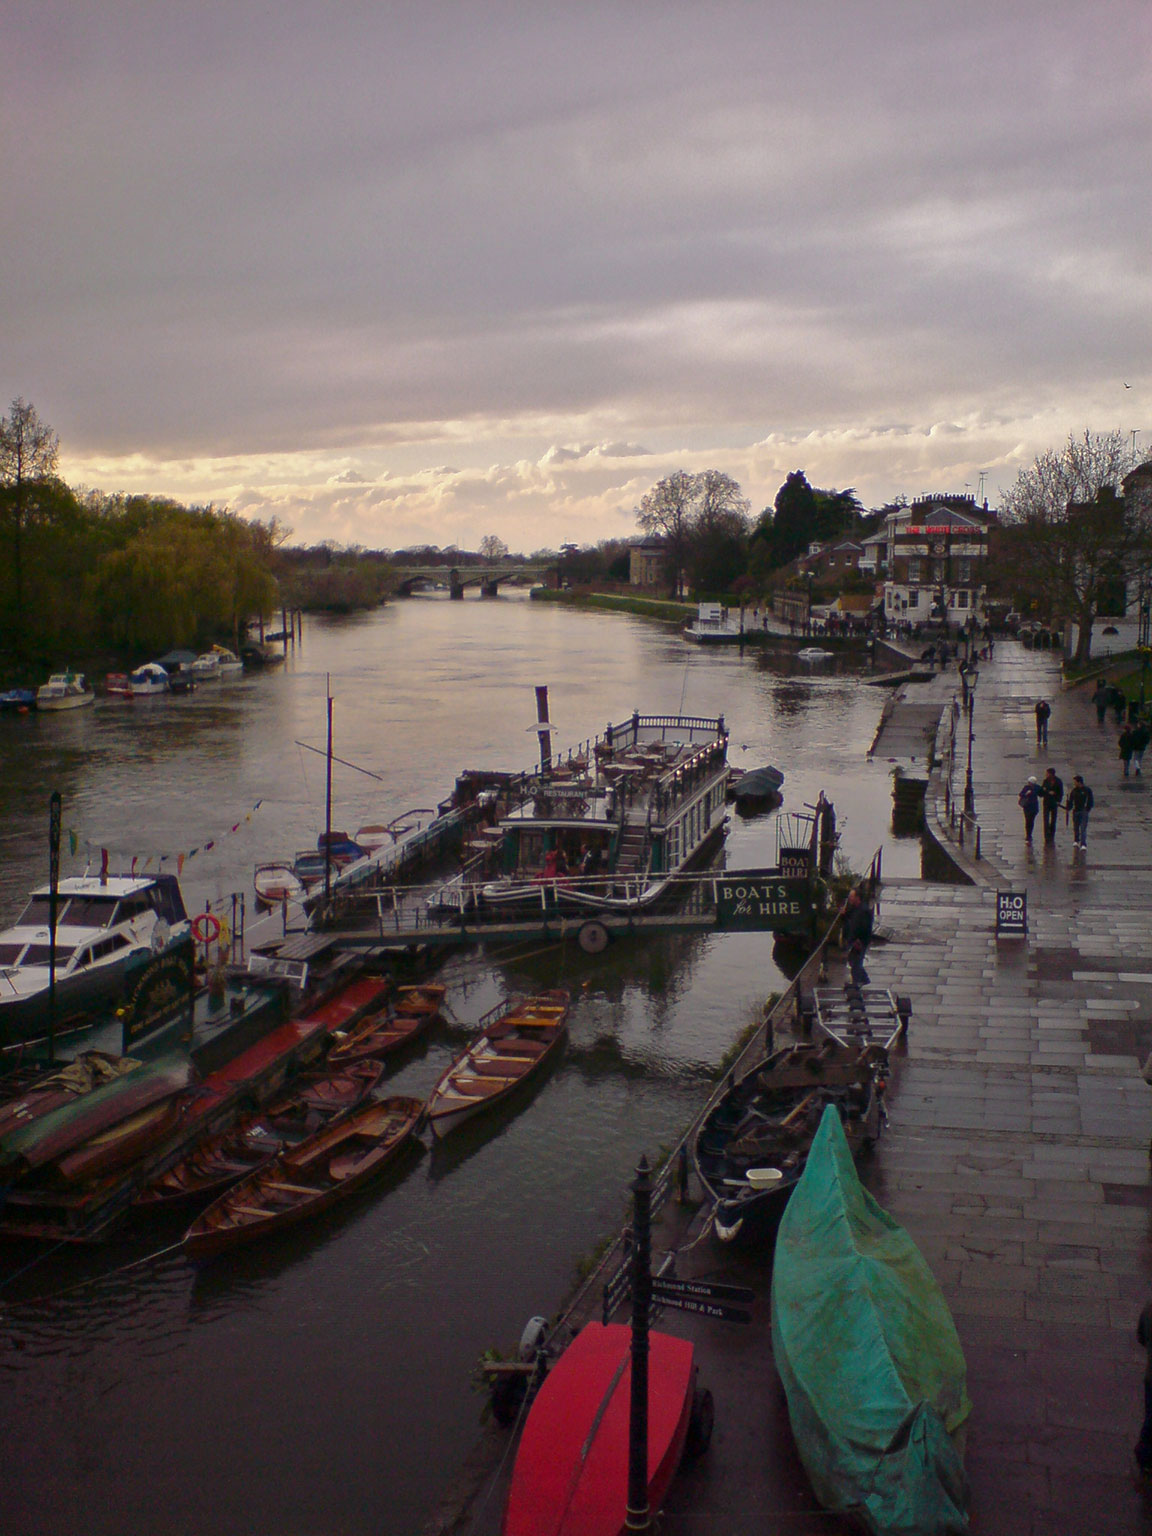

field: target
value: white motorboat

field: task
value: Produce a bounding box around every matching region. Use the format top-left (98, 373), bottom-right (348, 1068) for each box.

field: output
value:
top-left (0, 873), bottom-right (190, 1048)
top-left (208, 645), bottom-right (244, 675)
top-left (797, 647), bottom-right (833, 662)
top-left (36, 671), bottom-right (95, 711)
top-left (684, 602), bottom-right (745, 644)
top-left (129, 662), bottom-right (171, 696)
top-left (191, 652), bottom-right (222, 681)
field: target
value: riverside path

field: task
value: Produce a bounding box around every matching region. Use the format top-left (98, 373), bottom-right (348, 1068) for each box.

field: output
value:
top-left (428, 640), bottom-right (1152, 1536)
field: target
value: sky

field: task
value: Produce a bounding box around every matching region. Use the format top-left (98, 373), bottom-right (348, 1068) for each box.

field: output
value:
top-left (3, 1), bottom-right (1151, 553)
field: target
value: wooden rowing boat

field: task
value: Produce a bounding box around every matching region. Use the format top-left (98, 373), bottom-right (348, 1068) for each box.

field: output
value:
top-left (326, 983), bottom-right (446, 1067)
top-left (425, 991), bottom-right (568, 1139)
top-left (693, 1036), bottom-right (888, 1246)
top-left (501, 1321), bottom-right (700, 1536)
top-left (183, 1094), bottom-right (424, 1257)
top-left (136, 1058), bottom-right (385, 1210)
top-left (772, 1105), bottom-right (970, 1534)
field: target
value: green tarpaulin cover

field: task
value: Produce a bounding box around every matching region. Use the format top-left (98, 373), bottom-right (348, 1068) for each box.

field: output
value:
top-left (771, 1105), bottom-right (971, 1535)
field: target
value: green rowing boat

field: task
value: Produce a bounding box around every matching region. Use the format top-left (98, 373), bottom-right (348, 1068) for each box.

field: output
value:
top-left (771, 1105), bottom-right (970, 1535)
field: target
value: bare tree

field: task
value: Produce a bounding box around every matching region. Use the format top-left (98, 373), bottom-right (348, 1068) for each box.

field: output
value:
top-left (479, 534), bottom-right (509, 562)
top-left (0, 398), bottom-right (60, 651)
top-left (1000, 429), bottom-right (1150, 663)
top-left (635, 470), bottom-right (698, 597)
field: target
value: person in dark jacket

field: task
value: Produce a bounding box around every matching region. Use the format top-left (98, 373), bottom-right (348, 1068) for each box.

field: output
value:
top-left (1132, 720), bottom-right (1150, 776)
top-left (1034, 698), bottom-right (1050, 747)
top-left (1066, 775), bottom-right (1094, 849)
top-left (1120, 724), bottom-right (1135, 777)
top-left (1092, 678), bottom-right (1110, 725)
top-left (1040, 768), bottom-right (1064, 842)
top-left (1018, 776), bottom-right (1040, 841)
top-left (842, 887), bottom-right (873, 989)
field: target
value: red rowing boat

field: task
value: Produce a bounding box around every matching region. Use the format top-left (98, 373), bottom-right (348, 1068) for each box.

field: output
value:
top-left (501, 1322), bottom-right (700, 1536)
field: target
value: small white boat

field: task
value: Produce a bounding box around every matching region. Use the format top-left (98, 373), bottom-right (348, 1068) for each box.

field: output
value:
top-left (36, 671), bottom-right (95, 711)
top-left (128, 662), bottom-right (171, 696)
top-left (191, 652), bottom-right (222, 681)
top-left (797, 647), bottom-right (833, 662)
top-left (253, 862), bottom-right (306, 908)
top-left (208, 645), bottom-right (244, 675)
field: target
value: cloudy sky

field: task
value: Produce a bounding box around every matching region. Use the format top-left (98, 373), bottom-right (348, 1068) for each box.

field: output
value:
top-left (3, 2), bottom-right (1150, 552)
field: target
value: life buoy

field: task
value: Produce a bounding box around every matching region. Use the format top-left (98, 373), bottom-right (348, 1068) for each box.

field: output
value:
top-left (191, 912), bottom-right (222, 944)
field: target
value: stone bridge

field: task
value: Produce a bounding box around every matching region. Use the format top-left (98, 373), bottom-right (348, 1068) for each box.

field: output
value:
top-left (393, 564), bottom-right (559, 599)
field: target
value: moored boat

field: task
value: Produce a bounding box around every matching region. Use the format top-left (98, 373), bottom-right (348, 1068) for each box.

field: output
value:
top-left (208, 645), bottom-right (244, 674)
top-left (253, 862), bottom-right (306, 908)
top-left (36, 670), bottom-right (95, 710)
top-left (0, 686), bottom-right (36, 711)
top-left (684, 601), bottom-right (745, 643)
top-left (327, 983), bottom-right (445, 1067)
top-left (501, 1321), bottom-right (703, 1536)
top-left (694, 1037), bottom-right (888, 1245)
top-left (728, 763), bottom-right (785, 809)
top-left (191, 651), bottom-right (222, 681)
top-left (772, 1105), bottom-right (970, 1535)
top-left (183, 1093), bottom-right (424, 1257)
top-left (425, 991), bottom-right (568, 1138)
top-left (0, 872), bottom-right (191, 1049)
top-left (128, 661), bottom-right (171, 696)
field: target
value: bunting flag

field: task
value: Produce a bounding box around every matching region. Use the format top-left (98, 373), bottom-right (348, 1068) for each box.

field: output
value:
top-left (68, 800), bottom-right (265, 876)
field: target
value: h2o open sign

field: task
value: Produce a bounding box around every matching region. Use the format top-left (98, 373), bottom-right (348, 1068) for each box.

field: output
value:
top-left (996, 890), bottom-right (1027, 936)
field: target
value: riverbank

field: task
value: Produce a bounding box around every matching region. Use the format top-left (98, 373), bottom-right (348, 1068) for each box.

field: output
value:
top-left (428, 639), bottom-right (1152, 1536)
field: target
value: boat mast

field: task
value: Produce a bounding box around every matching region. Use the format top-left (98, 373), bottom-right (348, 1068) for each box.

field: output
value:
top-left (324, 679), bottom-right (333, 905)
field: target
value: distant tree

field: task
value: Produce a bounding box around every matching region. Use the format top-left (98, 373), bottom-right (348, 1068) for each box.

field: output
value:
top-left (0, 398), bottom-right (60, 653)
top-left (479, 534), bottom-right (509, 561)
top-left (635, 470), bottom-right (697, 596)
top-left (1000, 429), bottom-right (1150, 664)
top-left (768, 471), bottom-right (820, 567)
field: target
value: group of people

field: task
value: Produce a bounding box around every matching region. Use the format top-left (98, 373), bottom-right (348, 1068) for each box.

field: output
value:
top-left (1018, 767), bottom-right (1094, 848)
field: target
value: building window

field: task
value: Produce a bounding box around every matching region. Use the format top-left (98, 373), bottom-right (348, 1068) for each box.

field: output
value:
top-left (908, 559), bottom-right (921, 582)
top-left (958, 558), bottom-right (971, 581)
top-left (957, 590), bottom-right (969, 608)
top-left (908, 590), bottom-right (919, 608)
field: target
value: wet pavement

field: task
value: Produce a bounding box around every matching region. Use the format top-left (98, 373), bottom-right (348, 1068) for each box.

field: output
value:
top-left (428, 641), bottom-right (1152, 1536)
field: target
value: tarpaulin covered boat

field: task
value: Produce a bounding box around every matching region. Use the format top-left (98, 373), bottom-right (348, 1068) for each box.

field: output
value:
top-left (771, 1105), bottom-right (970, 1536)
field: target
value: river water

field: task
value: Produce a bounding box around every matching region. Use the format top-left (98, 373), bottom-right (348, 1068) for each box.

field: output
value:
top-left (0, 596), bottom-right (923, 1536)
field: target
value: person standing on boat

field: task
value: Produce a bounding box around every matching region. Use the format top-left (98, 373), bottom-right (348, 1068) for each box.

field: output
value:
top-left (842, 887), bottom-right (873, 989)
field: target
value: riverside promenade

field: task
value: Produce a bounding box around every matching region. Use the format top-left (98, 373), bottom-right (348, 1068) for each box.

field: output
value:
top-left (429, 641), bottom-right (1152, 1536)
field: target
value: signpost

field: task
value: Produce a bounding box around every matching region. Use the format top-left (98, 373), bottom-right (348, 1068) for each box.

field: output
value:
top-left (713, 869), bottom-right (814, 936)
top-left (996, 889), bottom-right (1027, 937)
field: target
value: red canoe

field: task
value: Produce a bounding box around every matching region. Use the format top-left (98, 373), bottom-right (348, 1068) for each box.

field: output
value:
top-left (502, 1322), bottom-right (696, 1536)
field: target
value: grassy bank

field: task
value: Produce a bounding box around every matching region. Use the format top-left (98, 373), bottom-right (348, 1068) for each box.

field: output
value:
top-left (530, 587), bottom-right (695, 623)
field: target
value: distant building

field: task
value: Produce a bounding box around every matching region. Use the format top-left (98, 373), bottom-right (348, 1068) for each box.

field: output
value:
top-left (629, 537), bottom-right (669, 589)
top-left (881, 495), bottom-right (991, 628)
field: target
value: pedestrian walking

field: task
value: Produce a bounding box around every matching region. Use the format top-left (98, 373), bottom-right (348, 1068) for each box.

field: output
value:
top-left (1018, 777), bottom-right (1040, 841)
top-left (1112, 685), bottom-right (1128, 725)
top-left (1136, 1300), bottom-right (1152, 1474)
top-left (1066, 775), bottom-right (1093, 849)
top-left (1034, 699), bottom-right (1050, 747)
top-left (1132, 719), bottom-right (1150, 776)
top-left (1040, 767), bottom-right (1064, 842)
top-left (841, 886), bottom-right (873, 989)
top-left (1092, 678), bottom-right (1110, 725)
top-left (1120, 724), bottom-right (1135, 778)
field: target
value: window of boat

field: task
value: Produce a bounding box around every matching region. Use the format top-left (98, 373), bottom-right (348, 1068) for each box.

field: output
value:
top-left (0, 943), bottom-right (25, 964)
top-left (112, 896), bottom-right (150, 923)
top-left (63, 896), bottom-right (120, 927)
top-left (19, 944), bottom-right (76, 965)
top-left (92, 935), bottom-right (130, 960)
top-left (15, 895), bottom-right (55, 926)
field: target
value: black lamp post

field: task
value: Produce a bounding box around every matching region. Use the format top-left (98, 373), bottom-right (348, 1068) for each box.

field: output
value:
top-left (964, 667), bottom-right (979, 815)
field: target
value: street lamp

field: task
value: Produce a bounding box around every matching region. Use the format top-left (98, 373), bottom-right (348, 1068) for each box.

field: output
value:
top-left (964, 666), bottom-right (979, 816)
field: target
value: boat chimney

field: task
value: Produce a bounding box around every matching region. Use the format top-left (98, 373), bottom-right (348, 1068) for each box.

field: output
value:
top-left (534, 685), bottom-right (553, 777)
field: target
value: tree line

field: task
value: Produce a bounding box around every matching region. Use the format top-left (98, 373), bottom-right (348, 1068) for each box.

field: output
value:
top-left (0, 399), bottom-right (280, 675)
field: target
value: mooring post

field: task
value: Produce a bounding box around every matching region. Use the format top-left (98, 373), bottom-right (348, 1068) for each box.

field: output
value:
top-left (626, 1155), bottom-right (652, 1532)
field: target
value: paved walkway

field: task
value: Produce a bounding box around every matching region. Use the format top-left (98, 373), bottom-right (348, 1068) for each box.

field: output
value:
top-left (430, 642), bottom-right (1152, 1536)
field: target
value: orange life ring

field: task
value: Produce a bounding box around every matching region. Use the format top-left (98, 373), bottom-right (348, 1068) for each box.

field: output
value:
top-left (191, 912), bottom-right (222, 945)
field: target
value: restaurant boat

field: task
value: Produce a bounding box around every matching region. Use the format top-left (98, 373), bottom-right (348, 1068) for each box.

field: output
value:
top-left (501, 1321), bottom-right (706, 1536)
top-left (183, 1093), bottom-right (423, 1257)
top-left (772, 1106), bottom-right (970, 1535)
top-left (425, 991), bottom-right (568, 1138)
top-left (479, 711), bottom-right (730, 917)
top-left (694, 1037), bottom-right (889, 1245)
top-left (0, 873), bottom-right (190, 1050)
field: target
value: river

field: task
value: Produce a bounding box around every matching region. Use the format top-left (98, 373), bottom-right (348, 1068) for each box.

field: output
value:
top-left (0, 595), bottom-right (922, 1536)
